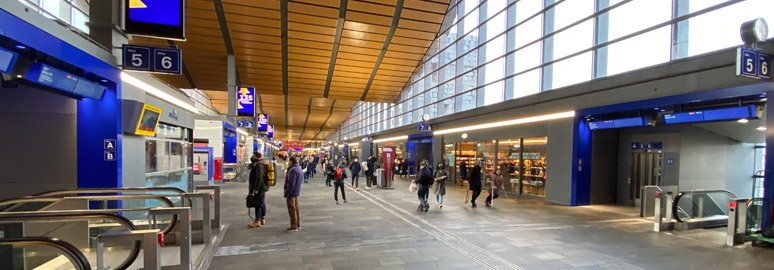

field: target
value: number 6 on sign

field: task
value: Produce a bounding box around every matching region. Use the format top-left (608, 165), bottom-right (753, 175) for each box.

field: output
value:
top-left (759, 53), bottom-right (772, 79)
top-left (154, 48), bottom-right (181, 74)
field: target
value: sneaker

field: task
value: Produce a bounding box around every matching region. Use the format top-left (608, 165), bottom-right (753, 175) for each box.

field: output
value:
top-left (436, 202), bottom-right (440, 206)
top-left (285, 227), bottom-right (299, 232)
top-left (365, 187), bottom-right (371, 190)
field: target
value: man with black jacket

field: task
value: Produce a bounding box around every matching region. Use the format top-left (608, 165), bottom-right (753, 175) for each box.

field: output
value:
top-left (414, 160), bottom-right (433, 212)
top-left (468, 161), bottom-right (483, 208)
top-left (365, 155), bottom-right (375, 190)
top-left (248, 152), bottom-right (270, 228)
top-left (349, 157), bottom-right (362, 191)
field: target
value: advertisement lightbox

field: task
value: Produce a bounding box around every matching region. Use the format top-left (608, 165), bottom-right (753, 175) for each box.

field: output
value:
top-left (257, 113), bottom-right (269, 131)
top-left (237, 87), bottom-right (255, 117)
top-left (125, 0), bottom-right (186, 40)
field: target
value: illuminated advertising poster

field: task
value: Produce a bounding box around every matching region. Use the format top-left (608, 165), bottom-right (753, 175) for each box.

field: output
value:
top-left (267, 125), bottom-right (274, 138)
top-left (124, 0), bottom-right (185, 40)
top-left (257, 113), bottom-right (269, 131)
top-left (237, 87), bottom-right (255, 117)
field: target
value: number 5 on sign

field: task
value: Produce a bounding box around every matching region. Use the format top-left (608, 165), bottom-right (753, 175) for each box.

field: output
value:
top-left (737, 47), bottom-right (772, 80)
top-left (122, 46), bottom-right (151, 71)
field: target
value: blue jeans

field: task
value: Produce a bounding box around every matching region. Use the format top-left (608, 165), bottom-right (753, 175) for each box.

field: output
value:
top-left (304, 171), bottom-right (309, 180)
top-left (437, 194), bottom-right (443, 204)
top-left (254, 192), bottom-right (266, 220)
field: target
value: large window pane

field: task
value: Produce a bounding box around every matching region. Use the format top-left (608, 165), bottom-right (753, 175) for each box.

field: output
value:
top-left (439, 98), bottom-right (455, 116)
top-left (455, 91), bottom-right (477, 112)
top-left (552, 20), bottom-right (593, 60)
top-left (463, 7), bottom-right (479, 34)
top-left (515, 0), bottom-right (542, 24)
top-left (513, 42), bottom-right (541, 74)
top-left (484, 57), bottom-right (505, 84)
top-left (513, 69), bottom-right (541, 99)
top-left (484, 34), bottom-right (506, 62)
top-left (487, 0), bottom-right (507, 19)
top-left (484, 81), bottom-right (504, 105)
top-left (440, 80), bottom-right (455, 99)
top-left (550, 52), bottom-right (592, 89)
top-left (457, 69), bottom-right (477, 94)
top-left (514, 15), bottom-right (542, 49)
top-left (679, 0), bottom-right (774, 58)
top-left (552, 0), bottom-right (594, 31)
top-left (606, 26), bottom-right (671, 76)
top-left (607, 0), bottom-right (672, 41)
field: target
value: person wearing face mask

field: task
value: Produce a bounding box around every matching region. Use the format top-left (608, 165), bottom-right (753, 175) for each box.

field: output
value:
top-left (248, 152), bottom-right (270, 228)
top-left (414, 160), bottom-right (434, 212)
top-left (432, 162), bottom-right (448, 208)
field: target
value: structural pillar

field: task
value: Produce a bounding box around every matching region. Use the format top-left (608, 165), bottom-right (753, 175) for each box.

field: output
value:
top-left (227, 54), bottom-right (237, 122)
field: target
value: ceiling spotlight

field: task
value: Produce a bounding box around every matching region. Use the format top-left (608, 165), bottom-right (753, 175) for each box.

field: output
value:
top-left (757, 126), bottom-right (767, 131)
top-left (15, 44), bottom-right (26, 49)
top-left (100, 79), bottom-right (108, 83)
top-left (738, 119), bottom-right (750, 124)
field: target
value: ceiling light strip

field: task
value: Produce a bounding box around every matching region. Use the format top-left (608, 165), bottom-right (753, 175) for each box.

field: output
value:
top-left (121, 72), bottom-right (199, 113)
top-left (373, 135), bottom-right (408, 143)
top-left (433, 111), bottom-right (576, 135)
top-left (359, 0), bottom-right (404, 101)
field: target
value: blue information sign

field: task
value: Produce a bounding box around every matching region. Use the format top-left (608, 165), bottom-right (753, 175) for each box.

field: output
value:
top-left (267, 125), bottom-right (274, 138)
top-left (153, 48), bottom-right (181, 74)
top-left (237, 87), bottom-right (256, 117)
top-left (122, 45), bottom-right (181, 74)
top-left (418, 123), bottom-right (432, 131)
top-left (237, 120), bottom-right (254, 128)
top-left (737, 47), bottom-right (771, 80)
top-left (257, 113), bottom-right (269, 131)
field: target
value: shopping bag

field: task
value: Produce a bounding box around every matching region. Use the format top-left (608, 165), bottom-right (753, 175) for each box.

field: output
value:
top-left (408, 182), bottom-right (418, 192)
top-left (464, 190), bottom-right (470, 203)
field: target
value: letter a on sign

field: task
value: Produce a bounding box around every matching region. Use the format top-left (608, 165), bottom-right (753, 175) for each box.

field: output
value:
top-left (104, 139), bottom-right (116, 150)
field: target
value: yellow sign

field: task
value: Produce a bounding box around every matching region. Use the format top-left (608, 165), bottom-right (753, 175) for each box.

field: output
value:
top-left (135, 104), bottom-right (162, 136)
top-left (129, 0), bottom-right (147, 8)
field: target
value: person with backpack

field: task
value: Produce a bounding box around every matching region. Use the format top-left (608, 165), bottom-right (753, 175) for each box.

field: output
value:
top-left (325, 159), bottom-right (336, 187)
top-left (333, 161), bottom-right (348, 204)
top-left (248, 152), bottom-right (270, 228)
top-left (349, 157), bottom-right (361, 191)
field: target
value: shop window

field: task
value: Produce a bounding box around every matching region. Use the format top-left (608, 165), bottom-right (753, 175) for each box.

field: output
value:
top-left (498, 139), bottom-right (522, 193)
top-left (521, 137), bottom-right (547, 197)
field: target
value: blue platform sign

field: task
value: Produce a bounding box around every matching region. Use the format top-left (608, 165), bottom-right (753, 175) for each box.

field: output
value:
top-left (237, 87), bottom-right (255, 117)
top-left (418, 123), bottom-right (432, 131)
top-left (237, 120), bottom-right (254, 128)
top-left (737, 47), bottom-right (771, 80)
top-left (122, 44), bottom-right (181, 74)
top-left (153, 48), bottom-right (181, 74)
top-left (257, 113), bottom-right (269, 131)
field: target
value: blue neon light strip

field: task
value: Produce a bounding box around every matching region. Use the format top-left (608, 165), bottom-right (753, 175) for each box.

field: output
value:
top-left (664, 106), bottom-right (754, 124)
top-left (588, 117), bottom-right (647, 130)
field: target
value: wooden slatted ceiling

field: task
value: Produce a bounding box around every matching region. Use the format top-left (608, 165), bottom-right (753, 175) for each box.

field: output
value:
top-left (129, 0), bottom-right (449, 141)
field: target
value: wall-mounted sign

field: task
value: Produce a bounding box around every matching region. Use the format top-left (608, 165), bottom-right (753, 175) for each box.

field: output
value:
top-left (237, 87), bottom-right (255, 117)
top-left (257, 113), bottom-right (269, 131)
top-left (418, 123), bottom-right (432, 131)
top-left (736, 47), bottom-right (771, 80)
top-left (237, 120), bottom-right (254, 128)
top-left (104, 139), bottom-right (116, 161)
top-left (125, 0), bottom-right (185, 40)
top-left (122, 44), bottom-right (182, 74)
top-left (134, 104), bottom-right (162, 136)
top-left (267, 125), bottom-right (274, 137)
top-left (631, 142), bottom-right (663, 150)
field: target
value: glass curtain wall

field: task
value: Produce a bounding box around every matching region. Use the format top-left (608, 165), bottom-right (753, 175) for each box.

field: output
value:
top-left (17, 0), bottom-right (90, 33)
top-left (334, 0), bottom-right (772, 142)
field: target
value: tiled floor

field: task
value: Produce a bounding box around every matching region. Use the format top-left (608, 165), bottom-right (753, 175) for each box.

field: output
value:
top-left (209, 171), bottom-right (774, 270)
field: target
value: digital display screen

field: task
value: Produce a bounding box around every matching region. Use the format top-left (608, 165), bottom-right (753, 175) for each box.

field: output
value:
top-left (73, 79), bottom-right (106, 100)
top-left (588, 117), bottom-right (646, 130)
top-left (135, 104), bottom-right (162, 136)
top-left (124, 0), bottom-right (185, 40)
top-left (664, 106), bottom-right (754, 124)
top-left (267, 125), bottom-right (274, 137)
top-left (663, 111), bottom-right (704, 124)
top-left (703, 106), bottom-right (754, 121)
top-left (128, 0), bottom-right (181, 26)
top-left (257, 113), bottom-right (269, 131)
top-left (0, 47), bottom-right (18, 74)
top-left (37, 65), bottom-right (78, 92)
top-left (237, 87), bottom-right (255, 117)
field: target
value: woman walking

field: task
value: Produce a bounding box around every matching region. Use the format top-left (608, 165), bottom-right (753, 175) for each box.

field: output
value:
top-left (459, 160), bottom-right (468, 186)
top-left (486, 169), bottom-right (505, 207)
top-left (432, 162), bottom-right (448, 208)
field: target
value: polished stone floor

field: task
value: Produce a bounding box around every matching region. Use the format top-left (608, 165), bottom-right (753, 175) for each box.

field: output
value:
top-left (209, 171), bottom-right (774, 270)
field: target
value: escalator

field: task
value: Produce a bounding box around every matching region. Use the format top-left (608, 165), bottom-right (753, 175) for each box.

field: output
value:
top-left (0, 211), bottom-right (141, 269)
top-left (672, 190), bottom-right (737, 230)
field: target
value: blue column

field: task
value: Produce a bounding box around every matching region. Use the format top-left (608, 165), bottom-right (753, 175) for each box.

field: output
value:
top-left (762, 91), bottom-right (774, 229)
top-left (572, 117), bottom-right (592, 206)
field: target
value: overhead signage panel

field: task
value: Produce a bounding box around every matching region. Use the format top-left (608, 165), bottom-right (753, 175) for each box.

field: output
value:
top-left (0, 47), bottom-right (19, 74)
top-left (664, 106), bottom-right (755, 124)
top-left (237, 87), bottom-right (256, 117)
top-left (122, 45), bottom-right (181, 74)
top-left (125, 0), bottom-right (185, 40)
top-left (267, 125), bottom-right (274, 137)
top-left (25, 63), bottom-right (106, 100)
top-left (588, 117), bottom-right (646, 130)
top-left (736, 47), bottom-right (771, 80)
top-left (257, 113), bottom-right (269, 131)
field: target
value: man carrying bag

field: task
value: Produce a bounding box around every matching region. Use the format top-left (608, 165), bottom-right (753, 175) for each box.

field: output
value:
top-left (247, 152), bottom-right (270, 228)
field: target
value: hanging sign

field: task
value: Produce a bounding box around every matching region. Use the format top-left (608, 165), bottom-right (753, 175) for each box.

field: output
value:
top-left (267, 125), bottom-right (274, 138)
top-left (124, 0), bottom-right (186, 40)
top-left (237, 87), bottom-right (255, 117)
top-left (736, 47), bottom-right (772, 80)
top-left (257, 113), bottom-right (269, 131)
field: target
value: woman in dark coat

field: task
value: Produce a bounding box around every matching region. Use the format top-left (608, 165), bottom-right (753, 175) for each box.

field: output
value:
top-left (468, 162), bottom-right (483, 208)
top-left (400, 159), bottom-right (409, 178)
top-left (414, 160), bottom-right (434, 212)
top-left (459, 160), bottom-right (468, 186)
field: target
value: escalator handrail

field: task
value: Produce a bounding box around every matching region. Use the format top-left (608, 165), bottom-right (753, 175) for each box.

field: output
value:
top-left (0, 194), bottom-right (179, 236)
top-left (0, 211), bottom-right (140, 270)
top-left (672, 189), bottom-right (737, 223)
top-left (0, 237), bottom-right (92, 270)
top-left (31, 187), bottom-right (193, 211)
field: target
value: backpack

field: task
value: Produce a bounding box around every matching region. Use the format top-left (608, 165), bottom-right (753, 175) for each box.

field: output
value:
top-left (334, 167), bottom-right (343, 180)
top-left (265, 163), bottom-right (275, 186)
top-left (326, 166), bottom-right (336, 178)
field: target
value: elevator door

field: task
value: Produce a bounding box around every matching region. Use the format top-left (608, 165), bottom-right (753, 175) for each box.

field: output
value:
top-left (631, 152), bottom-right (662, 207)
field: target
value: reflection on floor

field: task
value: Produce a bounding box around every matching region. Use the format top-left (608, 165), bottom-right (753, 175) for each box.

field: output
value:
top-left (209, 171), bottom-right (774, 270)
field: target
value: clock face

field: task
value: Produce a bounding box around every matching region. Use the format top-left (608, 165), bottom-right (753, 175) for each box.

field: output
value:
top-left (422, 114), bottom-right (430, 121)
top-left (756, 18), bottom-right (769, 41)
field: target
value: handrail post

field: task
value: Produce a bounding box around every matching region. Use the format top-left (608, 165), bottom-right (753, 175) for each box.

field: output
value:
top-left (97, 229), bottom-right (161, 270)
top-left (654, 192), bottom-right (662, 232)
top-left (150, 207), bottom-right (191, 270)
top-left (726, 198), bottom-right (749, 246)
top-left (196, 185), bottom-right (221, 228)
